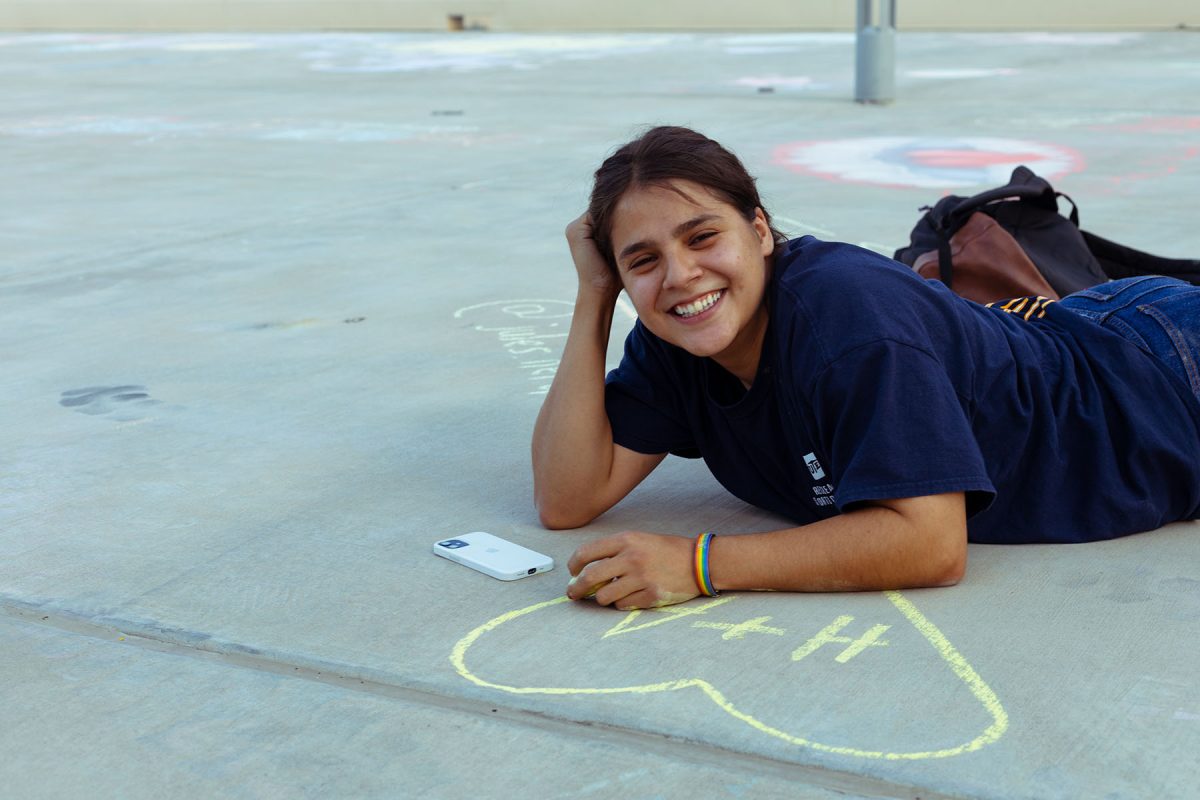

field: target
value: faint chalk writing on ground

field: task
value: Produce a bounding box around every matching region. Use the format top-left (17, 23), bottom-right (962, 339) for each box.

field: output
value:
top-left (453, 298), bottom-right (636, 396)
top-left (59, 385), bottom-right (161, 421)
top-left (451, 591), bottom-right (1008, 760)
top-left (453, 299), bottom-right (571, 396)
top-left (453, 297), bottom-right (638, 396)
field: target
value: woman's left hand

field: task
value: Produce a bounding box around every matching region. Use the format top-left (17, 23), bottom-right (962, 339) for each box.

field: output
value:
top-left (565, 531), bottom-right (700, 610)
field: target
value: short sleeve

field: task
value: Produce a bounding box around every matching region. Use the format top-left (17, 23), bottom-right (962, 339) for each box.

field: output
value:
top-left (604, 324), bottom-right (701, 458)
top-left (810, 340), bottom-right (996, 516)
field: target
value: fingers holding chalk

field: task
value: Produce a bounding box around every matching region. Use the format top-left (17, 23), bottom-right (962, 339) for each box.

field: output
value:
top-left (584, 579), bottom-right (612, 599)
top-left (567, 559), bottom-right (617, 601)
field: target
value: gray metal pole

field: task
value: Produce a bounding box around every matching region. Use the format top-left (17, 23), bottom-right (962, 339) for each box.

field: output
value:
top-left (855, 0), bottom-right (896, 104)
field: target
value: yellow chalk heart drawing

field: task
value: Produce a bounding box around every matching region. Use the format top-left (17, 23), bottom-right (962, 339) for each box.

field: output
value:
top-left (450, 590), bottom-right (1008, 760)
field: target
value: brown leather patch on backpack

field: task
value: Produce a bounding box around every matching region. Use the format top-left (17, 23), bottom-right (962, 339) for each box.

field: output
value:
top-left (913, 212), bottom-right (1059, 305)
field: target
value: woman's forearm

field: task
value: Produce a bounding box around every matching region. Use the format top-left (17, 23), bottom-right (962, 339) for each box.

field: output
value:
top-left (531, 286), bottom-right (622, 528)
top-left (710, 493), bottom-right (968, 592)
top-left (565, 493), bottom-right (968, 609)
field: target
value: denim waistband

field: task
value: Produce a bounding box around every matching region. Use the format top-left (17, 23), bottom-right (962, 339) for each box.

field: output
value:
top-left (1059, 276), bottom-right (1200, 400)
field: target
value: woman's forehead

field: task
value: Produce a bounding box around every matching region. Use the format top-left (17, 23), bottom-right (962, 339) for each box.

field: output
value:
top-left (612, 181), bottom-right (733, 233)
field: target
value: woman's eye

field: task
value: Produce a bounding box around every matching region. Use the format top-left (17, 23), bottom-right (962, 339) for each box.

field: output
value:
top-left (628, 256), bottom-right (654, 271)
top-left (691, 231), bottom-right (717, 245)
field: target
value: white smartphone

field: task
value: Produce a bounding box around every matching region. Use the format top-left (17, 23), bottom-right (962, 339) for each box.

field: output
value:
top-left (433, 531), bottom-right (554, 581)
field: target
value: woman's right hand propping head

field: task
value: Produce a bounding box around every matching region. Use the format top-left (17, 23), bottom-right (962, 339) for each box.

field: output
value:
top-left (566, 212), bottom-right (621, 298)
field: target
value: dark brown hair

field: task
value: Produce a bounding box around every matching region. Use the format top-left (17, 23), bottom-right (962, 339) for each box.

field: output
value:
top-left (587, 126), bottom-right (787, 270)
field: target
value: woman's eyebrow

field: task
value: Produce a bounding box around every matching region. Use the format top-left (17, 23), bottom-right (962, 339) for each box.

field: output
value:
top-left (673, 213), bottom-right (721, 237)
top-left (618, 214), bottom-right (722, 261)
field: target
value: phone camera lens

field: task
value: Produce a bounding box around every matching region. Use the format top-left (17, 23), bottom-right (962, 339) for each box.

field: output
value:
top-left (527, 567), bottom-right (537, 575)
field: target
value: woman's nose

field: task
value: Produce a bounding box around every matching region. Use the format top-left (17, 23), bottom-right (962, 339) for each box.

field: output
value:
top-left (661, 253), bottom-right (701, 289)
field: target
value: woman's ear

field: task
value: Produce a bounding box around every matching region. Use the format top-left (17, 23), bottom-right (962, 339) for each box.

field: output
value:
top-left (753, 208), bottom-right (775, 257)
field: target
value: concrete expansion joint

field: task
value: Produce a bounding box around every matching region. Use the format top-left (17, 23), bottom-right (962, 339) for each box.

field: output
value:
top-left (1, 593), bottom-right (963, 800)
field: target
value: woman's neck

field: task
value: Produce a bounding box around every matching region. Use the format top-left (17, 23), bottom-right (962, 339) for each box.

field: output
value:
top-left (713, 306), bottom-right (769, 389)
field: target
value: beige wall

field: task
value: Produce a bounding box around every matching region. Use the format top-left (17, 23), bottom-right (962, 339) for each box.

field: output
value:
top-left (1, 0), bottom-right (1195, 31)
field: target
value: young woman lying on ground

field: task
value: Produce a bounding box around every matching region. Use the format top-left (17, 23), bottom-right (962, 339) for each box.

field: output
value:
top-left (531, 126), bottom-right (1200, 610)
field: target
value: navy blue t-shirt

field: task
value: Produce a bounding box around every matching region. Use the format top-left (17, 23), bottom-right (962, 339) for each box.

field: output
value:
top-left (604, 237), bottom-right (1200, 544)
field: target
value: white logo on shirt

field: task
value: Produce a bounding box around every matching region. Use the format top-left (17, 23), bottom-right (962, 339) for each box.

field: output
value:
top-left (803, 452), bottom-right (825, 480)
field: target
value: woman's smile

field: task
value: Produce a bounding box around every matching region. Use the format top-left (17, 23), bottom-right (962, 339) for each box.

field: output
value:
top-left (670, 289), bottom-right (724, 320)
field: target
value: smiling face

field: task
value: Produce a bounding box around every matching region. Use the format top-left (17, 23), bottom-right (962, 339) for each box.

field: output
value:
top-left (610, 180), bottom-right (776, 385)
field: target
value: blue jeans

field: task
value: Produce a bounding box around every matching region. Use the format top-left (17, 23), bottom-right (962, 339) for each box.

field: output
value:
top-left (1059, 276), bottom-right (1200, 400)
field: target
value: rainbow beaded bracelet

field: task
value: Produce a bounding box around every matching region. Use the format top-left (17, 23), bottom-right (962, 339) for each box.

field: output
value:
top-left (693, 532), bottom-right (719, 597)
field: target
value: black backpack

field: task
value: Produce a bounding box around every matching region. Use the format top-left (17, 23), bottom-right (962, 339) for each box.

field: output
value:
top-left (894, 166), bottom-right (1200, 297)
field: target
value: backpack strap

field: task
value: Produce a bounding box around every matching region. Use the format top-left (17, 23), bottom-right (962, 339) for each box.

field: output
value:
top-left (1057, 191), bottom-right (1080, 226)
top-left (937, 234), bottom-right (954, 287)
top-left (936, 166), bottom-right (1059, 232)
top-left (1083, 230), bottom-right (1200, 285)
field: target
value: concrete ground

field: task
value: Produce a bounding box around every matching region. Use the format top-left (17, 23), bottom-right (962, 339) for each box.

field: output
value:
top-left (2, 30), bottom-right (1199, 800)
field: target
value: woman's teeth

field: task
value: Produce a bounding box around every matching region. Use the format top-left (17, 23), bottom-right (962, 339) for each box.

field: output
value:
top-left (672, 290), bottom-right (722, 318)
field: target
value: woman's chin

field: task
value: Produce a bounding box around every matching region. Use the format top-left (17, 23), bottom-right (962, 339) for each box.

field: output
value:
top-left (643, 316), bottom-right (736, 359)
top-left (670, 332), bottom-right (734, 359)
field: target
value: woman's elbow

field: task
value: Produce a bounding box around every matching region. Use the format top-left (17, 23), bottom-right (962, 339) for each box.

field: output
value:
top-left (928, 534), bottom-right (967, 587)
top-left (534, 496), bottom-right (597, 530)
top-left (894, 493), bottom-right (967, 588)
top-left (933, 552), bottom-right (966, 586)
top-left (537, 507), bottom-right (581, 530)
